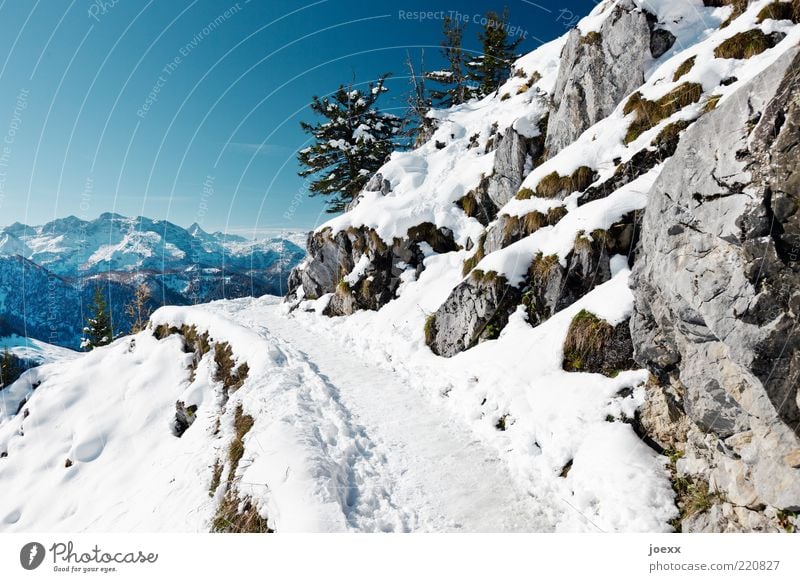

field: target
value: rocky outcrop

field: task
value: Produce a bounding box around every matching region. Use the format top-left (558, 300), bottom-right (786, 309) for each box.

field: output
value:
top-left (288, 223), bottom-right (458, 316)
top-left (291, 118), bottom-right (546, 314)
top-left (649, 27), bottom-right (676, 59)
top-left (457, 176), bottom-right (498, 227)
top-left (346, 172), bottom-right (392, 211)
top-left (429, 214), bottom-right (639, 357)
top-left (486, 125), bottom-right (544, 208)
top-left (630, 48), bottom-right (800, 531)
top-left (426, 273), bottom-right (522, 357)
top-left (578, 121), bottom-right (692, 207)
top-left (545, 0), bottom-right (653, 156)
top-left (526, 217), bottom-right (638, 324)
top-left (562, 310), bottom-right (636, 376)
top-left (482, 207), bottom-right (566, 255)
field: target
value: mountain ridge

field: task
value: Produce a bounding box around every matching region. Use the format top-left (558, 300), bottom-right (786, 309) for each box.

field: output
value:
top-left (0, 212), bottom-right (306, 348)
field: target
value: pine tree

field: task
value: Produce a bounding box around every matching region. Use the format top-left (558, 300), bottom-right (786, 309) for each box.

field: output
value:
top-left (125, 283), bottom-right (152, 334)
top-left (0, 348), bottom-right (22, 390)
top-left (298, 75), bottom-right (402, 213)
top-left (402, 50), bottom-right (435, 147)
top-left (82, 286), bottom-right (113, 351)
top-left (425, 16), bottom-right (471, 107)
top-left (467, 8), bottom-right (523, 97)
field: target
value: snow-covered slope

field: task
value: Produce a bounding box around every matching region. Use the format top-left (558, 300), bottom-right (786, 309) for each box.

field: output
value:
top-left (0, 335), bottom-right (77, 365)
top-left (0, 298), bottom-right (564, 532)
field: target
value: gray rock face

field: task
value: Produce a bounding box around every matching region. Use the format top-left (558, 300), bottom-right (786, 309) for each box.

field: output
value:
top-left (630, 48), bottom-right (800, 529)
top-left (365, 172), bottom-right (391, 195)
top-left (636, 375), bottom-right (690, 452)
top-left (426, 275), bottom-right (522, 357)
top-left (562, 317), bottom-right (636, 376)
top-left (482, 208), bottom-right (565, 256)
top-left (287, 223), bottom-right (458, 316)
top-left (346, 172), bottom-right (391, 211)
top-left (545, 0), bottom-right (651, 156)
top-left (458, 176), bottom-right (498, 227)
top-left (288, 229), bottom-right (352, 301)
top-left (486, 126), bottom-right (542, 208)
top-left (682, 502), bottom-right (784, 533)
top-left (649, 28), bottom-right (676, 59)
top-left (684, 380), bottom-right (749, 439)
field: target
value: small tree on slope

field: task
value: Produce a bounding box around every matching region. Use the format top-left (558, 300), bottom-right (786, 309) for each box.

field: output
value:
top-left (403, 50), bottom-right (435, 147)
top-left (298, 75), bottom-right (401, 213)
top-left (426, 15), bottom-right (472, 108)
top-left (125, 283), bottom-right (152, 334)
top-left (467, 8), bottom-right (522, 97)
top-left (82, 286), bottom-right (113, 351)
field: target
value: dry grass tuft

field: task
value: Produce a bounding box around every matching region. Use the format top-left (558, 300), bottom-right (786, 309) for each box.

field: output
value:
top-left (562, 309), bottom-right (614, 372)
top-left (673, 56), bottom-right (696, 82)
top-left (623, 83), bottom-right (703, 144)
top-left (756, 0), bottom-right (800, 23)
top-left (212, 493), bottom-right (272, 533)
top-left (214, 343), bottom-right (250, 393)
top-left (714, 29), bottom-right (775, 60)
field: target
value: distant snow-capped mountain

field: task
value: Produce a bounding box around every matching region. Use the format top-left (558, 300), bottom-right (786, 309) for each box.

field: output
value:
top-left (1, 212), bottom-right (303, 276)
top-left (0, 213), bottom-right (306, 348)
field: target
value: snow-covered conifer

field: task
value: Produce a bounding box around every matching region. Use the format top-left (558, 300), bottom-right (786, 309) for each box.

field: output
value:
top-left (298, 75), bottom-right (401, 213)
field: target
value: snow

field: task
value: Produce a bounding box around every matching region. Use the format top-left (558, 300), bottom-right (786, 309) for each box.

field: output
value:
top-left (0, 233), bottom-right (31, 257)
top-left (343, 254), bottom-right (371, 286)
top-left (0, 333), bottom-right (223, 531)
top-left (289, 262), bottom-right (676, 532)
top-left (0, 213), bottom-right (303, 276)
top-left (0, 266), bottom-right (675, 532)
top-left (0, 335), bottom-right (77, 364)
top-left (512, 36), bottom-right (567, 95)
top-left (0, 297), bottom-right (550, 532)
top-left (576, 0), bottom-right (618, 34)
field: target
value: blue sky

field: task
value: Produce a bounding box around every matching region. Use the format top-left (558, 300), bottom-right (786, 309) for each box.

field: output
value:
top-left (0, 0), bottom-right (596, 237)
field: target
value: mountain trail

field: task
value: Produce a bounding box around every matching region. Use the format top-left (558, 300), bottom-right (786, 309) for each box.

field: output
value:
top-left (210, 298), bottom-right (552, 532)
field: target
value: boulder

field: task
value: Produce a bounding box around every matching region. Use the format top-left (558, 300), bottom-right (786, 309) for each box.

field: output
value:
top-left (426, 273), bottom-right (522, 357)
top-left (486, 126), bottom-right (543, 208)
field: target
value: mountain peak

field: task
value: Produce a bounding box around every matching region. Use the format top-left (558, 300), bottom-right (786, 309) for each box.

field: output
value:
top-left (97, 212), bottom-right (126, 221)
top-left (188, 222), bottom-right (208, 236)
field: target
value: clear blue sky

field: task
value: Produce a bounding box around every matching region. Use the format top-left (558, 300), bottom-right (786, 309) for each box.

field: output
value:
top-left (0, 0), bottom-right (596, 237)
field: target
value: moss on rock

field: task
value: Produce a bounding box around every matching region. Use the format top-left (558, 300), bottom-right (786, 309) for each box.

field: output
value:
top-left (623, 83), bottom-right (703, 144)
top-left (714, 29), bottom-right (776, 60)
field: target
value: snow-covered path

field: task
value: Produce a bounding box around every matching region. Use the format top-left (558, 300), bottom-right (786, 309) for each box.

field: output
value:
top-left (215, 299), bottom-right (551, 532)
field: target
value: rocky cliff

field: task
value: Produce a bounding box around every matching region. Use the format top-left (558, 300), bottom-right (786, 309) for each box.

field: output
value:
top-left (544, 0), bottom-right (659, 156)
top-left (632, 46), bottom-right (800, 532)
top-left (288, 0), bottom-right (800, 532)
